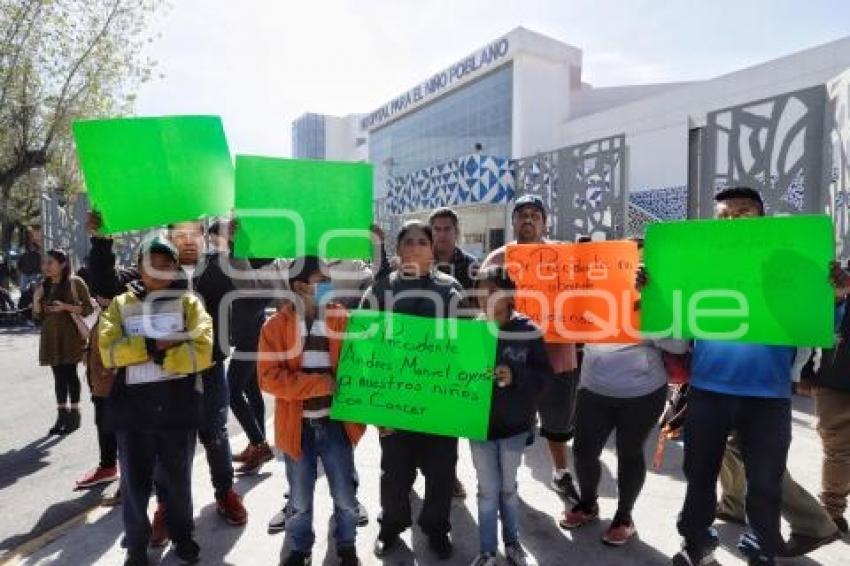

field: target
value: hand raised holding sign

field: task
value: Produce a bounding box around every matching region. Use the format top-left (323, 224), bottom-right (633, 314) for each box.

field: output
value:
top-left (494, 364), bottom-right (512, 388)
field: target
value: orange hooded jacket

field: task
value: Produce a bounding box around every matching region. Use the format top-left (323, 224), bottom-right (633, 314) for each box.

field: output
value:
top-left (257, 302), bottom-right (366, 459)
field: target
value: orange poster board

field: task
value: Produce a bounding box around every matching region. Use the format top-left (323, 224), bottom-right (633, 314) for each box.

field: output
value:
top-left (504, 241), bottom-right (640, 344)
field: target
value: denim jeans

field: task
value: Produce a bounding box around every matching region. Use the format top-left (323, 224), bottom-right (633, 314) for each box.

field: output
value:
top-left (677, 387), bottom-right (791, 558)
top-left (283, 418), bottom-right (358, 553)
top-left (198, 361), bottom-right (234, 498)
top-left (227, 357), bottom-right (266, 445)
top-left (470, 432), bottom-right (527, 553)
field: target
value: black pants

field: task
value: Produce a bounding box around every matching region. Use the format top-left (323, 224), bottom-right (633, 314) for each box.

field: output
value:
top-left (573, 386), bottom-right (667, 519)
top-left (677, 387), bottom-right (791, 558)
top-left (118, 429), bottom-right (196, 550)
top-left (51, 364), bottom-right (80, 405)
top-left (93, 397), bottom-right (118, 468)
top-left (379, 431), bottom-right (458, 538)
top-left (227, 357), bottom-right (266, 445)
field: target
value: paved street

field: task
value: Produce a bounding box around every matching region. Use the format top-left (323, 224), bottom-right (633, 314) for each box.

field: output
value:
top-left (0, 329), bottom-right (846, 565)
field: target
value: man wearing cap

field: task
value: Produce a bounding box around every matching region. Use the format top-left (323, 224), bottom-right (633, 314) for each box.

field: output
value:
top-left (481, 194), bottom-right (581, 501)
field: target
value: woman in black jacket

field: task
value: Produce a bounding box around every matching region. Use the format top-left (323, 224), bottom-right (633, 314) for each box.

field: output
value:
top-left (361, 220), bottom-right (464, 561)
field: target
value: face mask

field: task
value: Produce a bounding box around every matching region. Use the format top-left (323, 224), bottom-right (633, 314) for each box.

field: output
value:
top-left (313, 281), bottom-right (334, 305)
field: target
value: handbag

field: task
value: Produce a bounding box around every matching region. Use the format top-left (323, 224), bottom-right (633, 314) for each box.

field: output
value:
top-left (69, 279), bottom-right (100, 341)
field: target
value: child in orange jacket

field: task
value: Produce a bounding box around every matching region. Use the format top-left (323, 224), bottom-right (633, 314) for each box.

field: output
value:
top-left (258, 256), bottom-right (364, 566)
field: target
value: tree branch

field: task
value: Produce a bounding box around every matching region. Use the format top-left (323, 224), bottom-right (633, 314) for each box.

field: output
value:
top-left (42, 0), bottom-right (125, 151)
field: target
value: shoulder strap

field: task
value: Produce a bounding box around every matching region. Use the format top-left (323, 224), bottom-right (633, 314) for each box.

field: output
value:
top-left (69, 277), bottom-right (80, 304)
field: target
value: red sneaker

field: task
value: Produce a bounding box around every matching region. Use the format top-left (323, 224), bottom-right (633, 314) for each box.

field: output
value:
top-left (75, 466), bottom-right (118, 489)
top-left (217, 489), bottom-right (248, 526)
top-left (559, 503), bottom-right (599, 529)
top-left (602, 521), bottom-right (637, 546)
top-left (150, 504), bottom-right (169, 548)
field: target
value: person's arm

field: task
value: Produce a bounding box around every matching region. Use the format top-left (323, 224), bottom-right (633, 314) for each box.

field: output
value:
top-left (370, 224), bottom-right (391, 281)
top-left (87, 212), bottom-right (136, 298)
top-left (71, 278), bottom-right (94, 317)
top-left (257, 319), bottom-right (335, 401)
top-left (98, 299), bottom-right (149, 368)
top-left (161, 295), bottom-right (214, 375)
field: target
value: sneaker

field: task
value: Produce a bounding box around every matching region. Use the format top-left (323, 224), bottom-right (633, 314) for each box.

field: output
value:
top-left (834, 516), bottom-right (849, 534)
top-left (236, 442), bottom-right (273, 474)
top-left (469, 552), bottom-right (497, 566)
top-left (216, 489), bottom-right (248, 525)
top-left (123, 548), bottom-right (149, 566)
top-left (453, 478), bottom-right (467, 499)
top-left (551, 471), bottom-right (580, 502)
top-left (428, 533), bottom-right (453, 560)
top-left (781, 530), bottom-right (840, 557)
top-left (671, 541), bottom-right (719, 566)
top-left (559, 502), bottom-right (599, 529)
top-left (150, 504), bottom-right (169, 548)
top-left (356, 501), bottom-right (369, 527)
top-left (75, 465), bottom-right (119, 489)
top-left (267, 504), bottom-right (289, 534)
top-left (602, 520), bottom-right (637, 546)
top-left (338, 546), bottom-right (360, 566)
top-left (737, 533), bottom-right (774, 564)
top-left (172, 538), bottom-right (200, 564)
top-left (505, 542), bottom-right (536, 566)
top-left (282, 550), bottom-right (312, 566)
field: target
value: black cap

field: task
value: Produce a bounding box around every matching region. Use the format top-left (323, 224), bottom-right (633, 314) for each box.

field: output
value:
top-left (512, 194), bottom-right (547, 218)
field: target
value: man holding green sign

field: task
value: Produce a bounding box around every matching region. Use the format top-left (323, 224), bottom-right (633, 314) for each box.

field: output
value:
top-left (643, 187), bottom-right (844, 566)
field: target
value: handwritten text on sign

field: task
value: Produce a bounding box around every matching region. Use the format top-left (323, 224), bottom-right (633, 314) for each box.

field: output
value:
top-left (330, 310), bottom-right (497, 440)
top-left (505, 242), bottom-right (640, 344)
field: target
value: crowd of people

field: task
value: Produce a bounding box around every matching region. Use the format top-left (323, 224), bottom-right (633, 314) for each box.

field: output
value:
top-left (21, 187), bottom-right (850, 566)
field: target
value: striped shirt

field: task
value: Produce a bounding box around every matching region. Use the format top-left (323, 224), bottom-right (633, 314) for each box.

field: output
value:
top-left (299, 318), bottom-right (333, 418)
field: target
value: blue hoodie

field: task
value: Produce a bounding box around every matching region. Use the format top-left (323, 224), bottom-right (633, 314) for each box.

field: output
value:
top-left (690, 340), bottom-right (796, 398)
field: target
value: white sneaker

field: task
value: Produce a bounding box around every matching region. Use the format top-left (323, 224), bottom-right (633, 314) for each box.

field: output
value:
top-left (505, 543), bottom-right (536, 566)
top-left (469, 552), bottom-right (497, 566)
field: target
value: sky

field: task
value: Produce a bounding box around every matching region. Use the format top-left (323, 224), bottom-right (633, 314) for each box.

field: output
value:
top-left (134, 0), bottom-right (850, 157)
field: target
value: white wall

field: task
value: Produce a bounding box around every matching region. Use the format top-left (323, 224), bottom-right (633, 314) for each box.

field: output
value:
top-left (324, 114), bottom-right (367, 162)
top-left (511, 54), bottom-right (573, 157)
top-left (552, 35), bottom-right (850, 193)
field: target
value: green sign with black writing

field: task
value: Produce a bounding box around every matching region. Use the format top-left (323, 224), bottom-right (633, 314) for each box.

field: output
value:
top-left (330, 310), bottom-right (498, 439)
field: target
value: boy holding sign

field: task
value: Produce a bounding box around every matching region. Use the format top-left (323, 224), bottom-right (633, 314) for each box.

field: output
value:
top-left (481, 195), bottom-right (581, 501)
top-left (257, 256), bottom-right (365, 566)
top-left (469, 266), bottom-right (550, 566)
top-left (98, 237), bottom-right (213, 566)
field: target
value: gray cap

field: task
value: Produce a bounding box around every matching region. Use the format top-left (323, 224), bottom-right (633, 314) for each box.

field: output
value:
top-left (512, 194), bottom-right (547, 218)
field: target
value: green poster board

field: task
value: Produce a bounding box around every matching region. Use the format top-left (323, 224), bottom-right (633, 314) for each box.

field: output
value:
top-left (642, 215), bottom-right (835, 347)
top-left (330, 310), bottom-right (498, 439)
top-left (72, 116), bottom-right (233, 234)
top-left (233, 156), bottom-right (373, 259)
